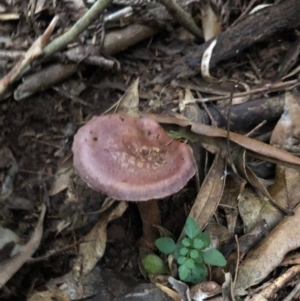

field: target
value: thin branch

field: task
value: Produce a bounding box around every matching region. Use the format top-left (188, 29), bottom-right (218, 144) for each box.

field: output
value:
top-left (43, 0), bottom-right (113, 58)
top-left (156, 0), bottom-right (202, 39)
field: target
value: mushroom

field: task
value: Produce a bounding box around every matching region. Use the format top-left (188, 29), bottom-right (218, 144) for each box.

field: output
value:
top-left (72, 114), bottom-right (196, 248)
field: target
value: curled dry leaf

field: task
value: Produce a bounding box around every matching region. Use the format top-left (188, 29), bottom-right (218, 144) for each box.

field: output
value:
top-left (200, 1), bottom-right (222, 41)
top-left (168, 276), bottom-right (191, 301)
top-left (201, 39), bottom-right (218, 82)
top-left (73, 201), bottom-right (127, 276)
top-left (156, 282), bottom-right (181, 301)
top-left (190, 281), bottom-right (222, 300)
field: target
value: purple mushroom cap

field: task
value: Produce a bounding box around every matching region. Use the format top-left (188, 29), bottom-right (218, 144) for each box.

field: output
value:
top-left (72, 114), bottom-right (196, 201)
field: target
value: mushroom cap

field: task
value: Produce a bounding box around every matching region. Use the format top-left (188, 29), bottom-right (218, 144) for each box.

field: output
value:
top-left (72, 114), bottom-right (196, 201)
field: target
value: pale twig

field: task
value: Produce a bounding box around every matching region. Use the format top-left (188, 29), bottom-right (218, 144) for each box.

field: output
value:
top-left (156, 0), bottom-right (202, 39)
top-left (43, 0), bottom-right (113, 58)
top-left (0, 16), bottom-right (59, 98)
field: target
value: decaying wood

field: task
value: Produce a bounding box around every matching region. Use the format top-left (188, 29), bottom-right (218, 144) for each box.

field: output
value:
top-left (158, 0), bottom-right (300, 83)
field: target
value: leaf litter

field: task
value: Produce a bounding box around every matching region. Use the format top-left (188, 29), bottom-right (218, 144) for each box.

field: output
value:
top-left (2, 1), bottom-right (300, 300)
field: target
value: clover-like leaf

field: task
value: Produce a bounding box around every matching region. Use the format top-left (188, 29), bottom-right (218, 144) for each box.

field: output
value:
top-left (178, 264), bottom-right (191, 281)
top-left (190, 263), bottom-right (207, 284)
top-left (203, 248), bottom-right (226, 267)
top-left (174, 241), bottom-right (184, 259)
top-left (182, 237), bottom-right (191, 247)
top-left (194, 252), bottom-right (204, 263)
top-left (185, 258), bottom-right (195, 269)
top-left (142, 254), bottom-right (168, 275)
top-left (180, 247), bottom-right (189, 256)
top-left (155, 237), bottom-right (177, 254)
top-left (193, 238), bottom-right (204, 249)
top-left (184, 217), bottom-right (200, 239)
top-left (195, 232), bottom-right (211, 248)
top-left (177, 256), bottom-right (187, 265)
top-left (190, 249), bottom-right (199, 259)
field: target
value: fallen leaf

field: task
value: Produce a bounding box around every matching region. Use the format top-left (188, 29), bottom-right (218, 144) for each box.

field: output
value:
top-left (235, 203), bottom-right (300, 294)
top-left (73, 201), bottom-right (127, 276)
top-left (189, 151), bottom-right (226, 230)
top-left (141, 112), bottom-right (300, 169)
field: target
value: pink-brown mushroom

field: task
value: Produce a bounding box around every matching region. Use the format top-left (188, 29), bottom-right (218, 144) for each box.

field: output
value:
top-left (72, 114), bottom-right (196, 248)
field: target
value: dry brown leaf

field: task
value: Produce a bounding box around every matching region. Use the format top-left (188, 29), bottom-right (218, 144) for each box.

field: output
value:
top-left (156, 282), bottom-right (181, 301)
top-left (49, 156), bottom-right (73, 196)
top-left (234, 148), bottom-right (288, 213)
top-left (235, 203), bottom-right (300, 295)
top-left (238, 188), bottom-right (266, 233)
top-left (220, 173), bottom-right (246, 234)
top-left (27, 288), bottom-right (71, 301)
top-left (105, 78), bottom-right (140, 116)
top-left (141, 113), bottom-right (300, 169)
top-left (200, 2), bottom-right (222, 41)
top-left (270, 91), bottom-right (300, 146)
top-left (73, 201), bottom-right (127, 276)
top-left (189, 151), bottom-right (226, 230)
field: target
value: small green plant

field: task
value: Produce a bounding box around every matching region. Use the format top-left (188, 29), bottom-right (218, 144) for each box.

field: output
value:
top-left (155, 217), bottom-right (226, 284)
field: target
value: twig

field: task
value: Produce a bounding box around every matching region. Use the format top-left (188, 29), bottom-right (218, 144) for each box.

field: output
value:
top-left (0, 16), bottom-right (59, 98)
top-left (27, 240), bottom-right (82, 264)
top-left (186, 79), bottom-right (300, 103)
top-left (230, 0), bottom-right (258, 27)
top-left (0, 205), bottom-right (46, 289)
top-left (156, 0), bottom-right (202, 39)
top-left (43, 0), bottom-right (113, 58)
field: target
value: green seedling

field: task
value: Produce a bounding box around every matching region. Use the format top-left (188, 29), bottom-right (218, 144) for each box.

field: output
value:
top-left (155, 217), bottom-right (226, 284)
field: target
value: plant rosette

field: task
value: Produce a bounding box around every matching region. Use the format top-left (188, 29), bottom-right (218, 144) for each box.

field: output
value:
top-left (155, 217), bottom-right (226, 284)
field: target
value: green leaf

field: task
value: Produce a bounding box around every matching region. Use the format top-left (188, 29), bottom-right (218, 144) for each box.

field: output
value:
top-left (195, 232), bottom-right (211, 248)
top-left (190, 249), bottom-right (199, 259)
top-left (178, 264), bottom-right (191, 281)
top-left (155, 237), bottom-right (177, 254)
top-left (184, 217), bottom-right (200, 239)
top-left (180, 247), bottom-right (189, 256)
top-left (185, 258), bottom-right (195, 269)
top-left (190, 263), bottom-right (207, 284)
top-left (194, 252), bottom-right (204, 263)
top-left (182, 237), bottom-right (191, 247)
top-left (203, 249), bottom-right (227, 267)
top-left (174, 241), bottom-right (184, 259)
top-left (142, 254), bottom-right (168, 275)
top-left (177, 256), bottom-right (187, 265)
top-left (193, 238), bottom-right (204, 249)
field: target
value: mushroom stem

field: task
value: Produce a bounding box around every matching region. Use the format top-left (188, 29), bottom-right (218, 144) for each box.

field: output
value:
top-left (136, 200), bottom-right (161, 249)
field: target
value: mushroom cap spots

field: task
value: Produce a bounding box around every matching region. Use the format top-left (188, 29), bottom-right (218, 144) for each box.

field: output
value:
top-left (72, 114), bottom-right (196, 201)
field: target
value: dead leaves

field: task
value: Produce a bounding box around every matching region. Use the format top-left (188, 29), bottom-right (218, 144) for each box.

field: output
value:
top-left (73, 201), bottom-right (127, 277)
top-left (142, 111), bottom-right (300, 169)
